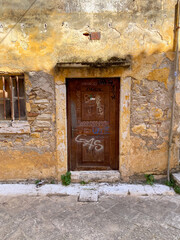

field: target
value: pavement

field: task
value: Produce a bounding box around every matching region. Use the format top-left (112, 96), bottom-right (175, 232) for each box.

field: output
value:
top-left (0, 194), bottom-right (180, 240)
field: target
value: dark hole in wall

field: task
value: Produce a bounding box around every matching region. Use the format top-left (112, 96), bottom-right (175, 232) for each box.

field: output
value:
top-left (83, 32), bottom-right (90, 36)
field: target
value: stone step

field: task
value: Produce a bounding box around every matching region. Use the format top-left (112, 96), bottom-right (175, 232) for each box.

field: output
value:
top-left (172, 172), bottom-right (180, 187)
top-left (71, 170), bottom-right (120, 183)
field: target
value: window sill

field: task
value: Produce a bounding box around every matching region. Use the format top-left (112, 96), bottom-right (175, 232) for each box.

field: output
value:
top-left (0, 121), bottom-right (31, 134)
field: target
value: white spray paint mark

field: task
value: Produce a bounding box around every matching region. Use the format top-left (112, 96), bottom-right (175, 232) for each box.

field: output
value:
top-left (75, 135), bottom-right (103, 152)
top-left (96, 95), bottom-right (104, 115)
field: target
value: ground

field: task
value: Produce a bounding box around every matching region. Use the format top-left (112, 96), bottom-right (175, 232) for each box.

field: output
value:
top-left (0, 194), bottom-right (180, 240)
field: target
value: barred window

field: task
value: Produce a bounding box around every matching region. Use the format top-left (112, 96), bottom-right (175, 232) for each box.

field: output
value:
top-left (0, 75), bottom-right (26, 120)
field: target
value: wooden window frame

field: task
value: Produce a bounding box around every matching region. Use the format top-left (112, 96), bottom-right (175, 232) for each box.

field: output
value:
top-left (0, 74), bottom-right (26, 121)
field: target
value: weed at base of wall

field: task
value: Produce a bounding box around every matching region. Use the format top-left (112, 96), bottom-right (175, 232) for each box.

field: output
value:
top-left (165, 176), bottom-right (180, 194)
top-left (61, 172), bottom-right (71, 186)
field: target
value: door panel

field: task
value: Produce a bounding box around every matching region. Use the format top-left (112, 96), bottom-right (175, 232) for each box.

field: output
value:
top-left (67, 78), bottom-right (120, 170)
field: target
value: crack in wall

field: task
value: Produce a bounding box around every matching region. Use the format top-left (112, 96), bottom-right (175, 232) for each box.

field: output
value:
top-left (133, 23), bottom-right (169, 45)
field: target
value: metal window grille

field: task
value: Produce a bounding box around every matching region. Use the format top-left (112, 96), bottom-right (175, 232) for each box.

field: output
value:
top-left (0, 75), bottom-right (26, 120)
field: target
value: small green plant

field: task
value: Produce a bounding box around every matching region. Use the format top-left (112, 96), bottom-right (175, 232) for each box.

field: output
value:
top-left (165, 176), bottom-right (180, 195)
top-left (174, 185), bottom-right (180, 194)
top-left (50, 180), bottom-right (55, 184)
top-left (165, 178), bottom-right (175, 187)
top-left (61, 171), bottom-right (71, 186)
top-left (80, 181), bottom-right (86, 185)
top-left (144, 174), bottom-right (154, 185)
top-left (35, 179), bottom-right (41, 185)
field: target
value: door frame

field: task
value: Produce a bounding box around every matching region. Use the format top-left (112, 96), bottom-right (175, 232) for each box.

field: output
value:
top-left (55, 67), bottom-right (131, 179)
top-left (66, 78), bottom-right (120, 171)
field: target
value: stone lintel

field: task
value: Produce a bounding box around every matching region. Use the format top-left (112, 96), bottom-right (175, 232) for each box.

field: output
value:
top-left (56, 57), bottom-right (132, 68)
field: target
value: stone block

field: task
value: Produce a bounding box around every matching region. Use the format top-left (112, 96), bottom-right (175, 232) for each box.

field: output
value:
top-left (0, 121), bottom-right (30, 134)
top-left (27, 112), bottom-right (39, 117)
top-left (71, 171), bottom-right (120, 183)
top-left (78, 190), bottom-right (98, 202)
top-left (150, 107), bottom-right (163, 120)
top-left (0, 121), bottom-right (11, 128)
top-left (37, 114), bottom-right (52, 120)
top-left (39, 105), bottom-right (48, 109)
top-left (34, 121), bottom-right (51, 128)
top-left (31, 127), bottom-right (44, 132)
top-left (31, 133), bottom-right (40, 138)
top-left (172, 173), bottom-right (180, 187)
top-left (26, 102), bottom-right (31, 112)
top-left (132, 124), bottom-right (146, 135)
top-left (34, 99), bottom-right (49, 104)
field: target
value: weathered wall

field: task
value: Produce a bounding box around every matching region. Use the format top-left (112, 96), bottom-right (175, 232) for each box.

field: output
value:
top-left (0, 0), bottom-right (179, 181)
top-left (128, 53), bottom-right (179, 179)
top-left (0, 72), bottom-right (56, 180)
top-left (55, 54), bottom-right (179, 180)
top-left (0, 0), bottom-right (176, 72)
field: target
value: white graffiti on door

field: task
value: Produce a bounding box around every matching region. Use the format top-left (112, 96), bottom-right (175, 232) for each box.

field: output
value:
top-left (96, 95), bottom-right (104, 115)
top-left (75, 135), bottom-right (104, 152)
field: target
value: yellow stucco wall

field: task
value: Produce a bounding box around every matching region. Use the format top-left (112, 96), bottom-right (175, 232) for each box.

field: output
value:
top-left (0, 0), bottom-right (176, 72)
top-left (0, 0), bottom-right (179, 181)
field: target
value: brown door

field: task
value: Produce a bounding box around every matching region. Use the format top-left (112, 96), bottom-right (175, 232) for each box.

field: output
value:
top-left (67, 78), bottom-right (120, 170)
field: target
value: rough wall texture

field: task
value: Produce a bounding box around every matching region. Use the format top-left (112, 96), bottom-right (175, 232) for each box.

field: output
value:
top-left (0, 71), bottom-right (56, 180)
top-left (128, 53), bottom-right (178, 178)
top-left (0, 0), bottom-right (179, 181)
top-left (0, 0), bottom-right (176, 72)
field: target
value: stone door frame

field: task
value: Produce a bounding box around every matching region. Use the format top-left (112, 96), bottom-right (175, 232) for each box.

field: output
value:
top-left (55, 68), bottom-right (131, 180)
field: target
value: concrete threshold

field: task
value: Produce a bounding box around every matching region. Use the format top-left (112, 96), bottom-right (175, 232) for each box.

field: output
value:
top-left (70, 170), bottom-right (121, 183)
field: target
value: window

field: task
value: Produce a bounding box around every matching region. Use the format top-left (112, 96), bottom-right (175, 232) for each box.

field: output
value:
top-left (0, 75), bottom-right (26, 120)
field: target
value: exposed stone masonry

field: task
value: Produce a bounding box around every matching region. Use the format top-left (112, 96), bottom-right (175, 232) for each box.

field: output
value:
top-left (26, 71), bottom-right (56, 152)
top-left (0, 71), bottom-right (56, 180)
top-left (0, 72), bottom-right (55, 151)
top-left (130, 57), bottom-right (173, 151)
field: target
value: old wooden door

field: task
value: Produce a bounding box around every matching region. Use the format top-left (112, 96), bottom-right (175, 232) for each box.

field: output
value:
top-left (67, 78), bottom-right (120, 170)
